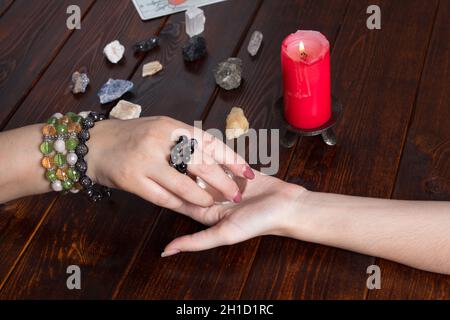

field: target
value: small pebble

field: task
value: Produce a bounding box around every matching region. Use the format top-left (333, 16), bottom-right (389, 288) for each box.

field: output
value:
top-left (103, 40), bottom-right (125, 64)
top-left (182, 36), bottom-right (207, 62)
top-left (247, 30), bottom-right (263, 56)
top-left (109, 100), bottom-right (142, 120)
top-left (142, 61), bottom-right (163, 77)
top-left (71, 71), bottom-right (90, 94)
top-left (133, 36), bottom-right (159, 53)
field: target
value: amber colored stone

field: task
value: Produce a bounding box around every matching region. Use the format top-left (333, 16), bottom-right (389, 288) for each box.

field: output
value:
top-left (41, 156), bottom-right (55, 169)
top-left (56, 168), bottom-right (67, 181)
top-left (59, 116), bottom-right (71, 125)
top-left (42, 124), bottom-right (56, 136)
top-left (67, 122), bottom-right (81, 134)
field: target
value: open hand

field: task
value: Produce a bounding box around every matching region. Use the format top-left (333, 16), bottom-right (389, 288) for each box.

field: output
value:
top-left (162, 171), bottom-right (305, 256)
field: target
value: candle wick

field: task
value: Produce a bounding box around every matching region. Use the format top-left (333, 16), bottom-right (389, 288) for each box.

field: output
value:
top-left (300, 51), bottom-right (308, 60)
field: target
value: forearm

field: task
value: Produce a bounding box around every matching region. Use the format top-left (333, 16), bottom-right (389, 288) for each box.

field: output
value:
top-left (0, 124), bottom-right (50, 203)
top-left (287, 190), bottom-right (450, 274)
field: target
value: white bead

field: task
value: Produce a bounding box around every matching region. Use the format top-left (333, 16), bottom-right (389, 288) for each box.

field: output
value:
top-left (70, 188), bottom-right (80, 194)
top-left (66, 152), bottom-right (78, 165)
top-left (54, 139), bottom-right (66, 153)
top-left (78, 111), bottom-right (91, 119)
top-left (52, 112), bottom-right (63, 119)
top-left (51, 180), bottom-right (63, 192)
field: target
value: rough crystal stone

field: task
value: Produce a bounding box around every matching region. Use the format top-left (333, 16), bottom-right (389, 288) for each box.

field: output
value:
top-left (103, 40), bottom-right (125, 64)
top-left (225, 107), bottom-right (249, 140)
top-left (97, 79), bottom-right (134, 104)
top-left (142, 61), bottom-right (163, 77)
top-left (182, 36), bottom-right (206, 62)
top-left (247, 30), bottom-right (263, 56)
top-left (71, 71), bottom-right (90, 94)
top-left (133, 37), bottom-right (159, 53)
top-left (214, 58), bottom-right (243, 90)
top-left (185, 6), bottom-right (205, 38)
top-left (110, 100), bottom-right (142, 120)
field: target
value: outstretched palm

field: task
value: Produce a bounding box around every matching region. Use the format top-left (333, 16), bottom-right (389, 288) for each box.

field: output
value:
top-left (163, 171), bottom-right (304, 255)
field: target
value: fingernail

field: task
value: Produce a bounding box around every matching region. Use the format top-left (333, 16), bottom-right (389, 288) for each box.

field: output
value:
top-left (161, 249), bottom-right (180, 258)
top-left (233, 191), bottom-right (242, 203)
top-left (243, 166), bottom-right (255, 180)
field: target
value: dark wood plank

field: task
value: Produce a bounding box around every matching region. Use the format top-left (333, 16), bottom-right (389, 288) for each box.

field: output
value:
top-left (368, 0), bottom-right (450, 300)
top-left (0, 0), bottom-right (261, 299)
top-left (0, 0), bottom-right (166, 298)
top-left (242, 0), bottom-right (440, 299)
top-left (0, 0), bottom-right (95, 129)
top-left (115, 0), bottom-right (349, 299)
top-left (0, 0), bottom-right (14, 17)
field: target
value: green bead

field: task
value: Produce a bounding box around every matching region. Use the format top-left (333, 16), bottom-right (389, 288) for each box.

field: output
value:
top-left (72, 115), bottom-right (82, 123)
top-left (67, 167), bottom-right (79, 181)
top-left (66, 138), bottom-right (79, 151)
top-left (62, 179), bottom-right (74, 190)
top-left (54, 153), bottom-right (66, 167)
top-left (47, 117), bottom-right (58, 125)
top-left (66, 112), bottom-right (81, 123)
top-left (56, 124), bottom-right (68, 134)
top-left (46, 170), bottom-right (57, 182)
top-left (39, 141), bottom-right (53, 154)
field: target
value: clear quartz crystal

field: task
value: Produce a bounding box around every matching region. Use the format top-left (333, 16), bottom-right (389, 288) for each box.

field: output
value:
top-left (247, 30), bottom-right (263, 56)
top-left (185, 6), bottom-right (206, 38)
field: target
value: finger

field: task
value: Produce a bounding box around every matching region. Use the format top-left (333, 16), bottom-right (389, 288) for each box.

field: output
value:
top-left (198, 132), bottom-right (254, 180)
top-left (133, 177), bottom-right (204, 217)
top-left (162, 222), bottom-right (232, 256)
top-left (150, 167), bottom-right (214, 208)
top-left (188, 151), bottom-right (241, 203)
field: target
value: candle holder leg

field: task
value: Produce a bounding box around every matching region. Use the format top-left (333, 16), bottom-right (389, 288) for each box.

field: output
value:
top-left (321, 128), bottom-right (337, 146)
top-left (275, 95), bottom-right (342, 148)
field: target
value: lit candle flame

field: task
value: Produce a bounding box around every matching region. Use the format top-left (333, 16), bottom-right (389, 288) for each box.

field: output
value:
top-left (299, 41), bottom-right (305, 53)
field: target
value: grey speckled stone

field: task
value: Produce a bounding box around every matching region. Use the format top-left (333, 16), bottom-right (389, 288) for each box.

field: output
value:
top-left (214, 58), bottom-right (242, 90)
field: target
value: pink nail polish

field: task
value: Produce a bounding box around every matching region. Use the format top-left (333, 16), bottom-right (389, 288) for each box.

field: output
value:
top-left (161, 249), bottom-right (180, 258)
top-left (243, 166), bottom-right (255, 179)
top-left (233, 192), bottom-right (242, 203)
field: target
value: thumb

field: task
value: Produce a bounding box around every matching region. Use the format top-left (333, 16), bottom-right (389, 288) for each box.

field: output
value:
top-left (161, 223), bottom-right (231, 257)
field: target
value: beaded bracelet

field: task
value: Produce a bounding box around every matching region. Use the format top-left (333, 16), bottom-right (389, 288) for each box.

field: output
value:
top-left (75, 112), bottom-right (111, 202)
top-left (40, 111), bottom-right (111, 201)
top-left (40, 112), bottom-right (83, 193)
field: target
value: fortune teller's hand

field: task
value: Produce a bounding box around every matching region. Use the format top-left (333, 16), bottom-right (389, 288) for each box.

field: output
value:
top-left (161, 171), bottom-right (306, 256)
top-left (86, 116), bottom-right (255, 211)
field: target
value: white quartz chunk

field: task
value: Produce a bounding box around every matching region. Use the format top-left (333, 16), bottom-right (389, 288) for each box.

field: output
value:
top-left (185, 6), bottom-right (206, 38)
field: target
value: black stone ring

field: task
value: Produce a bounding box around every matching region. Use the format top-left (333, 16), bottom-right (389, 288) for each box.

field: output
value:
top-left (169, 135), bottom-right (198, 174)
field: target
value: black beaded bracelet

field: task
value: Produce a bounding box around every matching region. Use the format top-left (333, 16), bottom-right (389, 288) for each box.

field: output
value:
top-left (76, 112), bottom-right (111, 202)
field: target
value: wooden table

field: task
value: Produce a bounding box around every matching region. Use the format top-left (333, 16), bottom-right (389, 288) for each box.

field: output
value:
top-left (0, 0), bottom-right (449, 299)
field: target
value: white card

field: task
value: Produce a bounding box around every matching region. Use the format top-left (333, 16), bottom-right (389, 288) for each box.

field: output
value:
top-left (132, 0), bottom-right (227, 21)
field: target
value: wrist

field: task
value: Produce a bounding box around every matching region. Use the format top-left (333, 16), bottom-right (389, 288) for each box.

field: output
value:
top-left (84, 118), bottom-right (120, 188)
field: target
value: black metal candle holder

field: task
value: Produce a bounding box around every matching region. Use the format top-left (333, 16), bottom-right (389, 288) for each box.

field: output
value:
top-left (275, 96), bottom-right (342, 148)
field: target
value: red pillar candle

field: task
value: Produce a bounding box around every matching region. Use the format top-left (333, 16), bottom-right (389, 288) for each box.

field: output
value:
top-left (281, 30), bottom-right (331, 129)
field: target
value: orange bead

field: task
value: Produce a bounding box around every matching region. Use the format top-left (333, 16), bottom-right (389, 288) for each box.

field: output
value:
top-left (67, 122), bottom-right (81, 134)
top-left (56, 168), bottom-right (67, 181)
top-left (42, 124), bottom-right (56, 136)
top-left (41, 156), bottom-right (55, 169)
top-left (59, 116), bottom-right (70, 125)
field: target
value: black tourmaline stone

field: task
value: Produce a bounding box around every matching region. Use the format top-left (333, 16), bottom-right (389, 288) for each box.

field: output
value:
top-left (133, 36), bottom-right (159, 53)
top-left (182, 36), bottom-right (206, 62)
top-left (80, 176), bottom-right (93, 189)
top-left (78, 129), bottom-right (90, 142)
top-left (75, 159), bottom-right (88, 173)
top-left (75, 143), bottom-right (89, 157)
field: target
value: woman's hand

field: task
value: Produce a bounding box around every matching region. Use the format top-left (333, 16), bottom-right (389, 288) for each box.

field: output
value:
top-left (162, 171), bottom-right (306, 256)
top-left (86, 116), bottom-right (254, 212)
